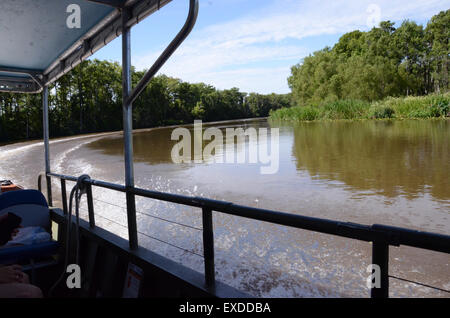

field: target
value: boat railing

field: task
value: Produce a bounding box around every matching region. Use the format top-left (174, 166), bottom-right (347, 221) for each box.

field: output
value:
top-left (38, 172), bottom-right (450, 298)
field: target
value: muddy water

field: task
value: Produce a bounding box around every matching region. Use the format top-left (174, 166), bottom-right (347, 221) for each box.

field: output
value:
top-left (1, 118), bottom-right (449, 297)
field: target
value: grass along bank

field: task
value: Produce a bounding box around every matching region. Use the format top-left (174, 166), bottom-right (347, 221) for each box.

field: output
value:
top-left (269, 93), bottom-right (450, 121)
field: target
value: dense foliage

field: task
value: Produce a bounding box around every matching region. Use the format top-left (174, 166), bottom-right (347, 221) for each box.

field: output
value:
top-left (0, 60), bottom-right (290, 142)
top-left (288, 10), bottom-right (449, 106)
top-left (270, 93), bottom-right (450, 121)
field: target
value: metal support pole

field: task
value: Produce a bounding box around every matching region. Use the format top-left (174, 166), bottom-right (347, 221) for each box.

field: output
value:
top-left (122, 8), bottom-right (138, 250)
top-left (42, 86), bottom-right (52, 206)
top-left (86, 183), bottom-right (96, 228)
top-left (61, 179), bottom-right (68, 215)
top-left (371, 241), bottom-right (389, 298)
top-left (202, 208), bottom-right (215, 287)
top-left (37, 174), bottom-right (42, 193)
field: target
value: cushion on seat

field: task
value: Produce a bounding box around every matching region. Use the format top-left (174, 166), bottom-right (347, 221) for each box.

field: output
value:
top-left (0, 189), bottom-right (58, 264)
top-left (0, 189), bottom-right (50, 231)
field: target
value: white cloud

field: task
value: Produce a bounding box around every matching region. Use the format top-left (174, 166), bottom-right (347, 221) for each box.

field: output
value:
top-left (194, 66), bottom-right (292, 94)
top-left (133, 0), bottom-right (449, 94)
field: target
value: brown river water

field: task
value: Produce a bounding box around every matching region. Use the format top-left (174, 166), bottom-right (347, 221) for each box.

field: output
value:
top-left (0, 118), bottom-right (449, 297)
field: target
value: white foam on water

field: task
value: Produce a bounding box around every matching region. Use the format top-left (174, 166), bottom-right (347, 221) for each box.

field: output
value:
top-left (0, 132), bottom-right (116, 161)
top-left (0, 141), bottom-right (43, 160)
top-left (53, 138), bottom-right (99, 175)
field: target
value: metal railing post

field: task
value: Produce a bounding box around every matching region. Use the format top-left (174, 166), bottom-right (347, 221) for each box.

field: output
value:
top-left (86, 183), bottom-right (96, 228)
top-left (61, 179), bottom-right (68, 215)
top-left (42, 85), bottom-right (52, 206)
top-left (38, 173), bottom-right (42, 193)
top-left (202, 208), bottom-right (215, 287)
top-left (371, 241), bottom-right (389, 298)
top-left (122, 8), bottom-right (138, 250)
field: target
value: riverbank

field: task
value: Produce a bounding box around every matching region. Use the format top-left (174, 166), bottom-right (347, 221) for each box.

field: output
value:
top-left (269, 93), bottom-right (450, 121)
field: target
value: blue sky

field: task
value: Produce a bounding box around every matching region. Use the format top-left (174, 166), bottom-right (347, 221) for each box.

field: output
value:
top-left (92, 0), bottom-right (449, 94)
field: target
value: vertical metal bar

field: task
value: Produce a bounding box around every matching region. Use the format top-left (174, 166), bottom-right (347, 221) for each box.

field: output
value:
top-left (42, 86), bottom-right (52, 206)
top-left (38, 174), bottom-right (42, 193)
top-left (61, 179), bottom-right (68, 215)
top-left (371, 241), bottom-right (389, 298)
top-left (46, 176), bottom-right (52, 206)
top-left (122, 8), bottom-right (138, 250)
top-left (202, 208), bottom-right (215, 287)
top-left (57, 177), bottom-right (68, 259)
top-left (86, 183), bottom-right (96, 228)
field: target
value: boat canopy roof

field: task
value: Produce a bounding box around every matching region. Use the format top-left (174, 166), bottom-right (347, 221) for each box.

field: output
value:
top-left (0, 0), bottom-right (170, 93)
